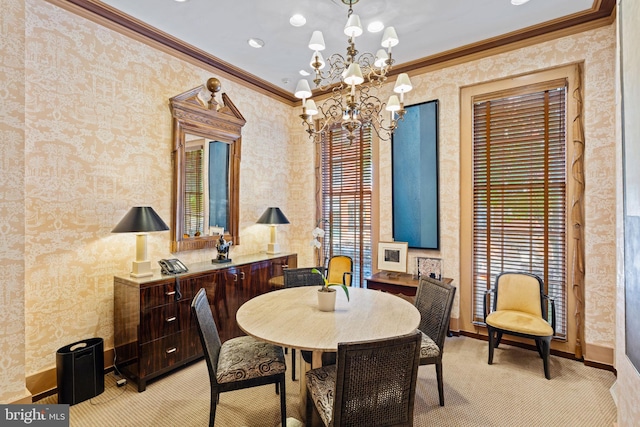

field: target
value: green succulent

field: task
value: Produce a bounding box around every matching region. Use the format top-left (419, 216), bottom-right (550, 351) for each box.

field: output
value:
top-left (311, 268), bottom-right (350, 302)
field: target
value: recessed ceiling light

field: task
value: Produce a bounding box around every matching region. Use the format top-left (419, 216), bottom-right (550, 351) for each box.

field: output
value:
top-left (290, 14), bottom-right (306, 27)
top-left (248, 38), bottom-right (265, 48)
top-left (511, 0), bottom-right (531, 5)
top-left (299, 70), bottom-right (310, 76)
top-left (174, 0), bottom-right (189, 2)
top-left (367, 21), bottom-right (384, 33)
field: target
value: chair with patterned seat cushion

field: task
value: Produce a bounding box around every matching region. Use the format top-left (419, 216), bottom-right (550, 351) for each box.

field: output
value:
top-left (282, 267), bottom-right (326, 381)
top-left (305, 331), bottom-right (421, 427)
top-left (414, 276), bottom-right (456, 406)
top-left (191, 288), bottom-right (287, 427)
top-left (484, 271), bottom-right (556, 379)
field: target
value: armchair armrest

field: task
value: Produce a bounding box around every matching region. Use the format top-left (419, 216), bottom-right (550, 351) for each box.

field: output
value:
top-left (543, 294), bottom-right (556, 334)
top-left (484, 288), bottom-right (496, 323)
top-left (343, 271), bottom-right (353, 287)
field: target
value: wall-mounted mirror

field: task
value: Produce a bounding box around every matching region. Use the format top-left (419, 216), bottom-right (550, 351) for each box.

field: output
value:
top-left (169, 78), bottom-right (245, 252)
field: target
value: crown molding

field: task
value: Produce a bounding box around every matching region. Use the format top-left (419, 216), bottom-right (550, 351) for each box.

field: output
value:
top-left (47, 0), bottom-right (615, 105)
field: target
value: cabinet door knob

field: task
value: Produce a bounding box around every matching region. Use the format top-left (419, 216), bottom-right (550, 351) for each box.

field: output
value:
top-left (166, 347), bottom-right (177, 354)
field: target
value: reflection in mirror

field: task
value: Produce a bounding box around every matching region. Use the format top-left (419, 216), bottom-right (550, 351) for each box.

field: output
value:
top-left (184, 137), bottom-right (230, 237)
top-left (170, 78), bottom-right (245, 252)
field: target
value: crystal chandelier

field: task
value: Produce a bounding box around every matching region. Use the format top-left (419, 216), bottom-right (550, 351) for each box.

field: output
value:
top-left (295, 0), bottom-right (413, 143)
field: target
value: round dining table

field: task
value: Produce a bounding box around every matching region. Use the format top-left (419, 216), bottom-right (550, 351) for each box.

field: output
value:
top-left (236, 285), bottom-right (421, 419)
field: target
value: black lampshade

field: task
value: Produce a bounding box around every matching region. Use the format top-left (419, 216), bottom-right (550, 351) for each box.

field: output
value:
top-left (256, 207), bottom-right (290, 225)
top-left (112, 206), bottom-right (170, 233)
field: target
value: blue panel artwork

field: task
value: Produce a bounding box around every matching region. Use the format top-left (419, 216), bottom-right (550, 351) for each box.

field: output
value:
top-left (392, 100), bottom-right (439, 249)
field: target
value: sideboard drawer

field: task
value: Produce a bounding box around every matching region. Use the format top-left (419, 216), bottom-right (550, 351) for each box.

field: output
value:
top-left (140, 304), bottom-right (180, 343)
top-left (141, 280), bottom-right (179, 310)
top-left (139, 334), bottom-right (183, 377)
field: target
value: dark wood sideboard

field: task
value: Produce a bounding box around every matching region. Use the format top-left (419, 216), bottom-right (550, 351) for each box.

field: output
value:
top-left (114, 252), bottom-right (296, 392)
top-left (366, 271), bottom-right (453, 300)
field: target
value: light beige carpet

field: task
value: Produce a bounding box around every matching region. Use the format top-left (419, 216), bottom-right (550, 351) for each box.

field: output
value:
top-left (36, 336), bottom-right (617, 426)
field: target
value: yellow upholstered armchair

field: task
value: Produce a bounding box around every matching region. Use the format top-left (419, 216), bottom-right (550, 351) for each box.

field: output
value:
top-left (484, 272), bottom-right (556, 379)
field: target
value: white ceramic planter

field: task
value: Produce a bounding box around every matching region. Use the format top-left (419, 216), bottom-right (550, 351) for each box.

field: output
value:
top-left (317, 288), bottom-right (337, 312)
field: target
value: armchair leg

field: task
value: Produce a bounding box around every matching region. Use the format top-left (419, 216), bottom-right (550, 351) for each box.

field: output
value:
top-left (487, 328), bottom-right (495, 365)
top-left (436, 363), bottom-right (445, 406)
top-left (541, 337), bottom-right (552, 380)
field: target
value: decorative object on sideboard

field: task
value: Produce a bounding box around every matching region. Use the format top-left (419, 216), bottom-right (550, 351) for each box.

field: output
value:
top-left (213, 235), bottom-right (233, 263)
top-left (256, 207), bottom-right (290, 254)
top-left (377, 241), bottom-right (409, 276)
top-left (295, 0), bottom-right (413, 143)
top-left (112, 206), bottom-right (169, 278)
top-left (417, 256), bottom-right (442, 280)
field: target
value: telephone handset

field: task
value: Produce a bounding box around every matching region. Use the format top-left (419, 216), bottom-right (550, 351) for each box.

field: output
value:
top-left (158, 258), bottom-right (188, 275)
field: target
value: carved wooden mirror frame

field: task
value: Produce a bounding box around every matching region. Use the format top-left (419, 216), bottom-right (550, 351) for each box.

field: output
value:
top-left (169, 78), bottom-right (245, 252)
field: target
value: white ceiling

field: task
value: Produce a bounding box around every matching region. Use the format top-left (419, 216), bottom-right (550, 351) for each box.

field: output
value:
top-left (97, 0), bottom-right (601, 96)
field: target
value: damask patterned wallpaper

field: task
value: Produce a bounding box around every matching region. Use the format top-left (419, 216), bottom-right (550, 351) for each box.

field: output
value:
top-left (0, 0), bottom-right (27, 404)
top-left (19, 0), bottom-right (309, 382)
top-left (375, 26), bottom-right (617, 353)
top-left (0, 0), bottom-right (625, 410)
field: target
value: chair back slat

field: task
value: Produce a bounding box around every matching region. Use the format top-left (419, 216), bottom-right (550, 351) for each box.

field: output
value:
top-left (191, 288), bottom-right (222, 385)
top-left (332, 332), bottom-right (421, 427)
top-left (414, 277), bottom-right (456, 351)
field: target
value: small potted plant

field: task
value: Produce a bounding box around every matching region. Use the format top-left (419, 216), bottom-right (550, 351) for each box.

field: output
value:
top-left (312, 268), bottom-right (349, 311)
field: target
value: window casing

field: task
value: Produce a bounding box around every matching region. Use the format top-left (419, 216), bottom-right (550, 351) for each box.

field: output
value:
top-left (472, 81), bottom-right (568, 339)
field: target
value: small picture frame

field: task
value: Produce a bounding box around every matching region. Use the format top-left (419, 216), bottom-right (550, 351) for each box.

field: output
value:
top-left (377, 241), bottom-right (409, 273)
top-left (417, 257), bottom-right (442, 280)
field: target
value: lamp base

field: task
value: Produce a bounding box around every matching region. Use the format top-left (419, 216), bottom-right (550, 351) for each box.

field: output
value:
top-left (131, 260), bottom-right (153, 278)
top-left (266, 243), bottom-right (281, 254)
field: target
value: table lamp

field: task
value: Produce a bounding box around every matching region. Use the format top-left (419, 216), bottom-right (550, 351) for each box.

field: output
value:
top-left (256, 207), bottom-right (290, 254)
top-left (112, 206), bottom-right (170, 277)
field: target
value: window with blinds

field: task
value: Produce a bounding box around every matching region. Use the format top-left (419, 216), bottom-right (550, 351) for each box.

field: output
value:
top-left (472, 82), bottom-right (567, 339)
top-left (320, 126), bottom-right (373, 287)
top-left (184, 147), bottom-right (204, 237)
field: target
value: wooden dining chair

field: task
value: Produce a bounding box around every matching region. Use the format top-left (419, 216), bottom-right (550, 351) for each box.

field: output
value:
top-left (283, 267), bottom-right (325, 381)
top-left (191, 288), bottom-right (287, 426)
top-left (305, 331), bottom-right (421, 427)
top-left (414, 276), bottom-right (456, 406)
